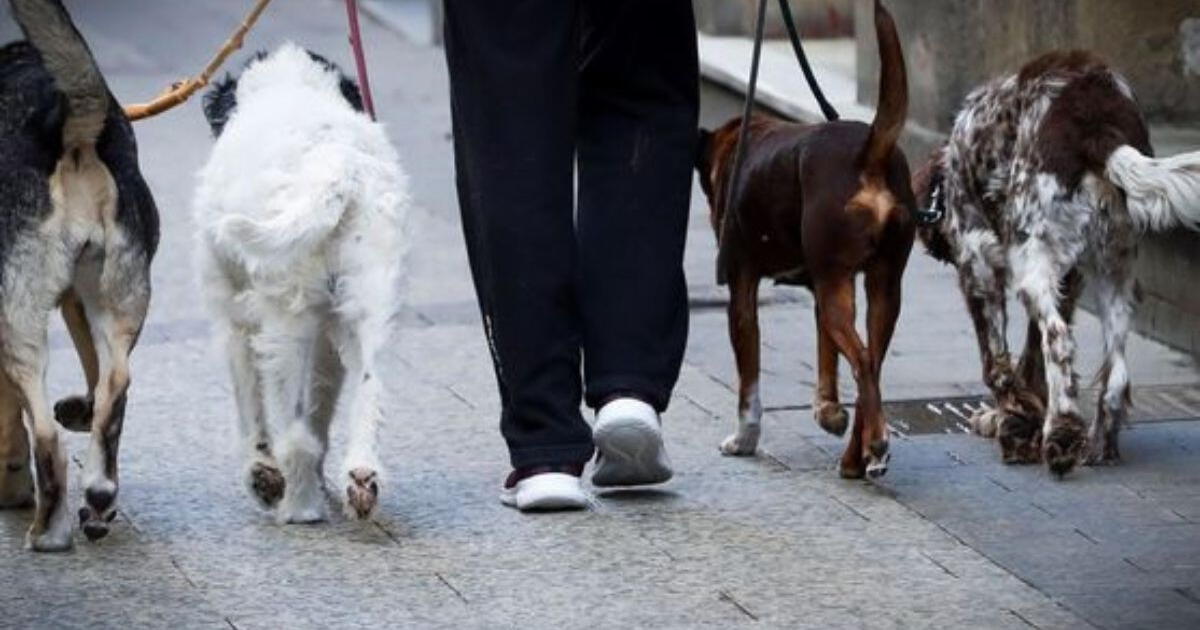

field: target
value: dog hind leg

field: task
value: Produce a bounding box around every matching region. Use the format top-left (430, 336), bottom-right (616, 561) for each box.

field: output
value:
top-left (1016, 319), bottom-right (1045, 404)
top-left (238, 327), bottom-right (284, 509)
top-left (815, 275), bottom-right (876, 479)
top-left (1089, 267), bottom-right (1135, 465)
top-left (1011, 239), bottom-right (1087, 477)
top-left (813, 305), bottom-right (848, 437)
top-left (953, 231), bottom-right (1043, 461)
top-left (999, 270), bottom-right (1082, 464)
top-left (1016, 270), bottom-right (1082, 406)
top-left (200, 246), bottom-right (285, 509)
top-left (720, 265), bottom-right (763, 456)
top-left (334, 313), bottom-right (386, 520)
top-left (2, 313), bottom-right (73, 551)
top-left (0, 373), bottom-right (33, 508)
top-left (224, 322), bottom-right (285, 509)
top-left (862, 259), bottom-right (907, 476)
top-left (1, 235), bottom-right (75, 550)
top-left (309, 329), bottom-right (344, 474)
top-left (74, 258), bottom-right (150, 542)
top-left (52, 289), bottom-right (98, 432)
top-left (958, 238), bottom-right (1013, 436)
top-left (260, 312), bottom-right (326, 524)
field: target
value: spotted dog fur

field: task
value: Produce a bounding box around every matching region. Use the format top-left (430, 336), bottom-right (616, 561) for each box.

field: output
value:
top-left (0, 0), bottom-right (158, 550)
top-left (916, 51), bottom-right (1200, 477)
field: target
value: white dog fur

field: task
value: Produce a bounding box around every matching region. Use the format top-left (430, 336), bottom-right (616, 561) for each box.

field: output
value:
top-left (194, 44), bottom-right (409, 522)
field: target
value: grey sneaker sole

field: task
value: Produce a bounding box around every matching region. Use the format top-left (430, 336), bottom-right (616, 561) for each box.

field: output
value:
top-left (592, 417), bottom-right (673, 487)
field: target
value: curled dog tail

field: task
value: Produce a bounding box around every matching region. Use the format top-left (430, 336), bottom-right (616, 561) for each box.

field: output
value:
top-left (214, 147), bottom-right (360, 268)
top-left (9, 0), bottom-right (110, 146)
top-left (1106, 146), bottom-right (1200, 232)
top-left (215, 169), bottom-right (353, 269)
top-left (860, 0), bottom-right (908, 177)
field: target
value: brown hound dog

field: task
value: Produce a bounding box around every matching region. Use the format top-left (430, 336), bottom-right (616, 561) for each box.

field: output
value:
top-left (695, 0), bottom-right (915, 479)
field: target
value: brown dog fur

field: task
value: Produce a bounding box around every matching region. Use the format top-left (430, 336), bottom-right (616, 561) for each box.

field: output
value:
top-left (695, 0), bottom-right (915, 478)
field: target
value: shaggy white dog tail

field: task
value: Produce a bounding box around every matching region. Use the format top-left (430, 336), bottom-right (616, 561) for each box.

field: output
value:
top-left (1106, 145), bottom-right (1200, 232)
top-left (214, 155), bottom-right (358, 267)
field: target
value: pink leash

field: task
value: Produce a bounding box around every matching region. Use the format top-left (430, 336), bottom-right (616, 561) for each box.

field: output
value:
top-left (344, 0), bottom-right (377, 120)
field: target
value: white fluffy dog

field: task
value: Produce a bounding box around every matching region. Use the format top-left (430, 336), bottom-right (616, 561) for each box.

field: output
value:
top-left (193, 44), bottom-right (409, 522)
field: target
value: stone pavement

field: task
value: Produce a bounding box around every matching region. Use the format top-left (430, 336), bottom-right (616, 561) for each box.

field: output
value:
top-left (2, 2), bottom-right (1200, 628)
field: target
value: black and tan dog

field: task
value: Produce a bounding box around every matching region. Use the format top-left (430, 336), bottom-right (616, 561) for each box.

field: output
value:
top-left (0, 0), bottom-right (158, 550)
top-left (695, 0), bottom-right (915, 479)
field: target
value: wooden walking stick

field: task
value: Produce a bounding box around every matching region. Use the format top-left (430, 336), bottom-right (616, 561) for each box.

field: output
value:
top-left (123, 0), bottom-right (274, 121)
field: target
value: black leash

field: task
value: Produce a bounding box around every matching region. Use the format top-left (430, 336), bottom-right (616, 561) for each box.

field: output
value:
top-left (716, 0), bottom-right (839, 283)
top-left (777, 0), bottom-right (840, 122)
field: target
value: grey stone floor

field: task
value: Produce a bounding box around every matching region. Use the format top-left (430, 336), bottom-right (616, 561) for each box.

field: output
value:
top-left (2, 2), bottom-right (1200, 628)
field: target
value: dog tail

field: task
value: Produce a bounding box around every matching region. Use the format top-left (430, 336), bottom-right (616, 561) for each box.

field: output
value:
top-left (860, 0), bottom-right (907, 177)
top-left (1106, 146), bottom-right (1200, 232)
top-left (215, 186), bottom-right (350, 269)
top-left (9, 0), bottom-right (110, 146)
top-left (213, 148), bottom-right (379, 268)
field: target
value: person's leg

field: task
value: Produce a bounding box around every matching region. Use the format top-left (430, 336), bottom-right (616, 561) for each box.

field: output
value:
top-left (443, 0), bottom-right (593, 470)
top-left (576, 0), bottom-right (699, 411)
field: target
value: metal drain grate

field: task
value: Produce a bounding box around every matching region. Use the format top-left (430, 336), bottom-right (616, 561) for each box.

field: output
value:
top-left (883, 384), bottom-right (1200, 436)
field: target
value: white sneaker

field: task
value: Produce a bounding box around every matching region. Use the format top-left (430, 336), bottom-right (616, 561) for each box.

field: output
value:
top-left (592, 397), bottom-right (673, 487)
top-left (499, 466), bottom-right (590, 511)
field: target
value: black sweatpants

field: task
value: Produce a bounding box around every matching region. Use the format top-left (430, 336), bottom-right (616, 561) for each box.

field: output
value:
top-left (444, 0), bottom-right (699, 469)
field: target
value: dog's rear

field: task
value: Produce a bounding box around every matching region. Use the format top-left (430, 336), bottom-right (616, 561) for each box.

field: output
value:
top-left (693, 0), bottom-right (915, 478)
top-left (2, 0), bottom-right (157, 550)
top-left (195, 45), bottom-right (409, 524)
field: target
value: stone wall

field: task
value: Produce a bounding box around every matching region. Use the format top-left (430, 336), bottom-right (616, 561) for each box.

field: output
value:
top-left (694, 0), bottom-right (855, 38)
top-left (856, 0), bottom-right (1200, 131)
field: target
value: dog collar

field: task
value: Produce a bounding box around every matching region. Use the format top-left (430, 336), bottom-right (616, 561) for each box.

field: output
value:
top-left (916, 184), bottom-right (946, 226)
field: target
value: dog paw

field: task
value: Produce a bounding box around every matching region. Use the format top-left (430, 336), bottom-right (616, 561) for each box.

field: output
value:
top-left (277, 503), bottom-right (327, 525)
top-left (77, 507), bottom-right (114, 542)
top-left (26, 527), bottom-right (73, 552)
top-left (26, 509), bottom-right (74, 552)
top-left (53, 394), bottom-right (93, 432)
top-left (247, 461), bottom-right (286, 509)
top-left (839, 453), bottom-right (865, 480)
top-left (719, 427), bottom-right (760, 457)
top-left (78, 482), bottom-right (117, 542)
top-left (344, 467), bottom-right (379, 520)
top-left (968, 406), bottom-right (1005, 438)
top-left (1084, 434), bottom-right (1121, 467)
top-left (865, 439), bottom-right (890, 478)
top-left (997, 413), bottom-right (1041, 465)
top-left (275, 472), bottom-right (327, 524)
top-left (1043, 415), bottom-right (1087, 478)
top-left (276, 487), bottom-right (327, 525)
top-left (814, 401), bottom-right (849, 437)
top-left (1084, 451), bottom-right (1120, 467)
